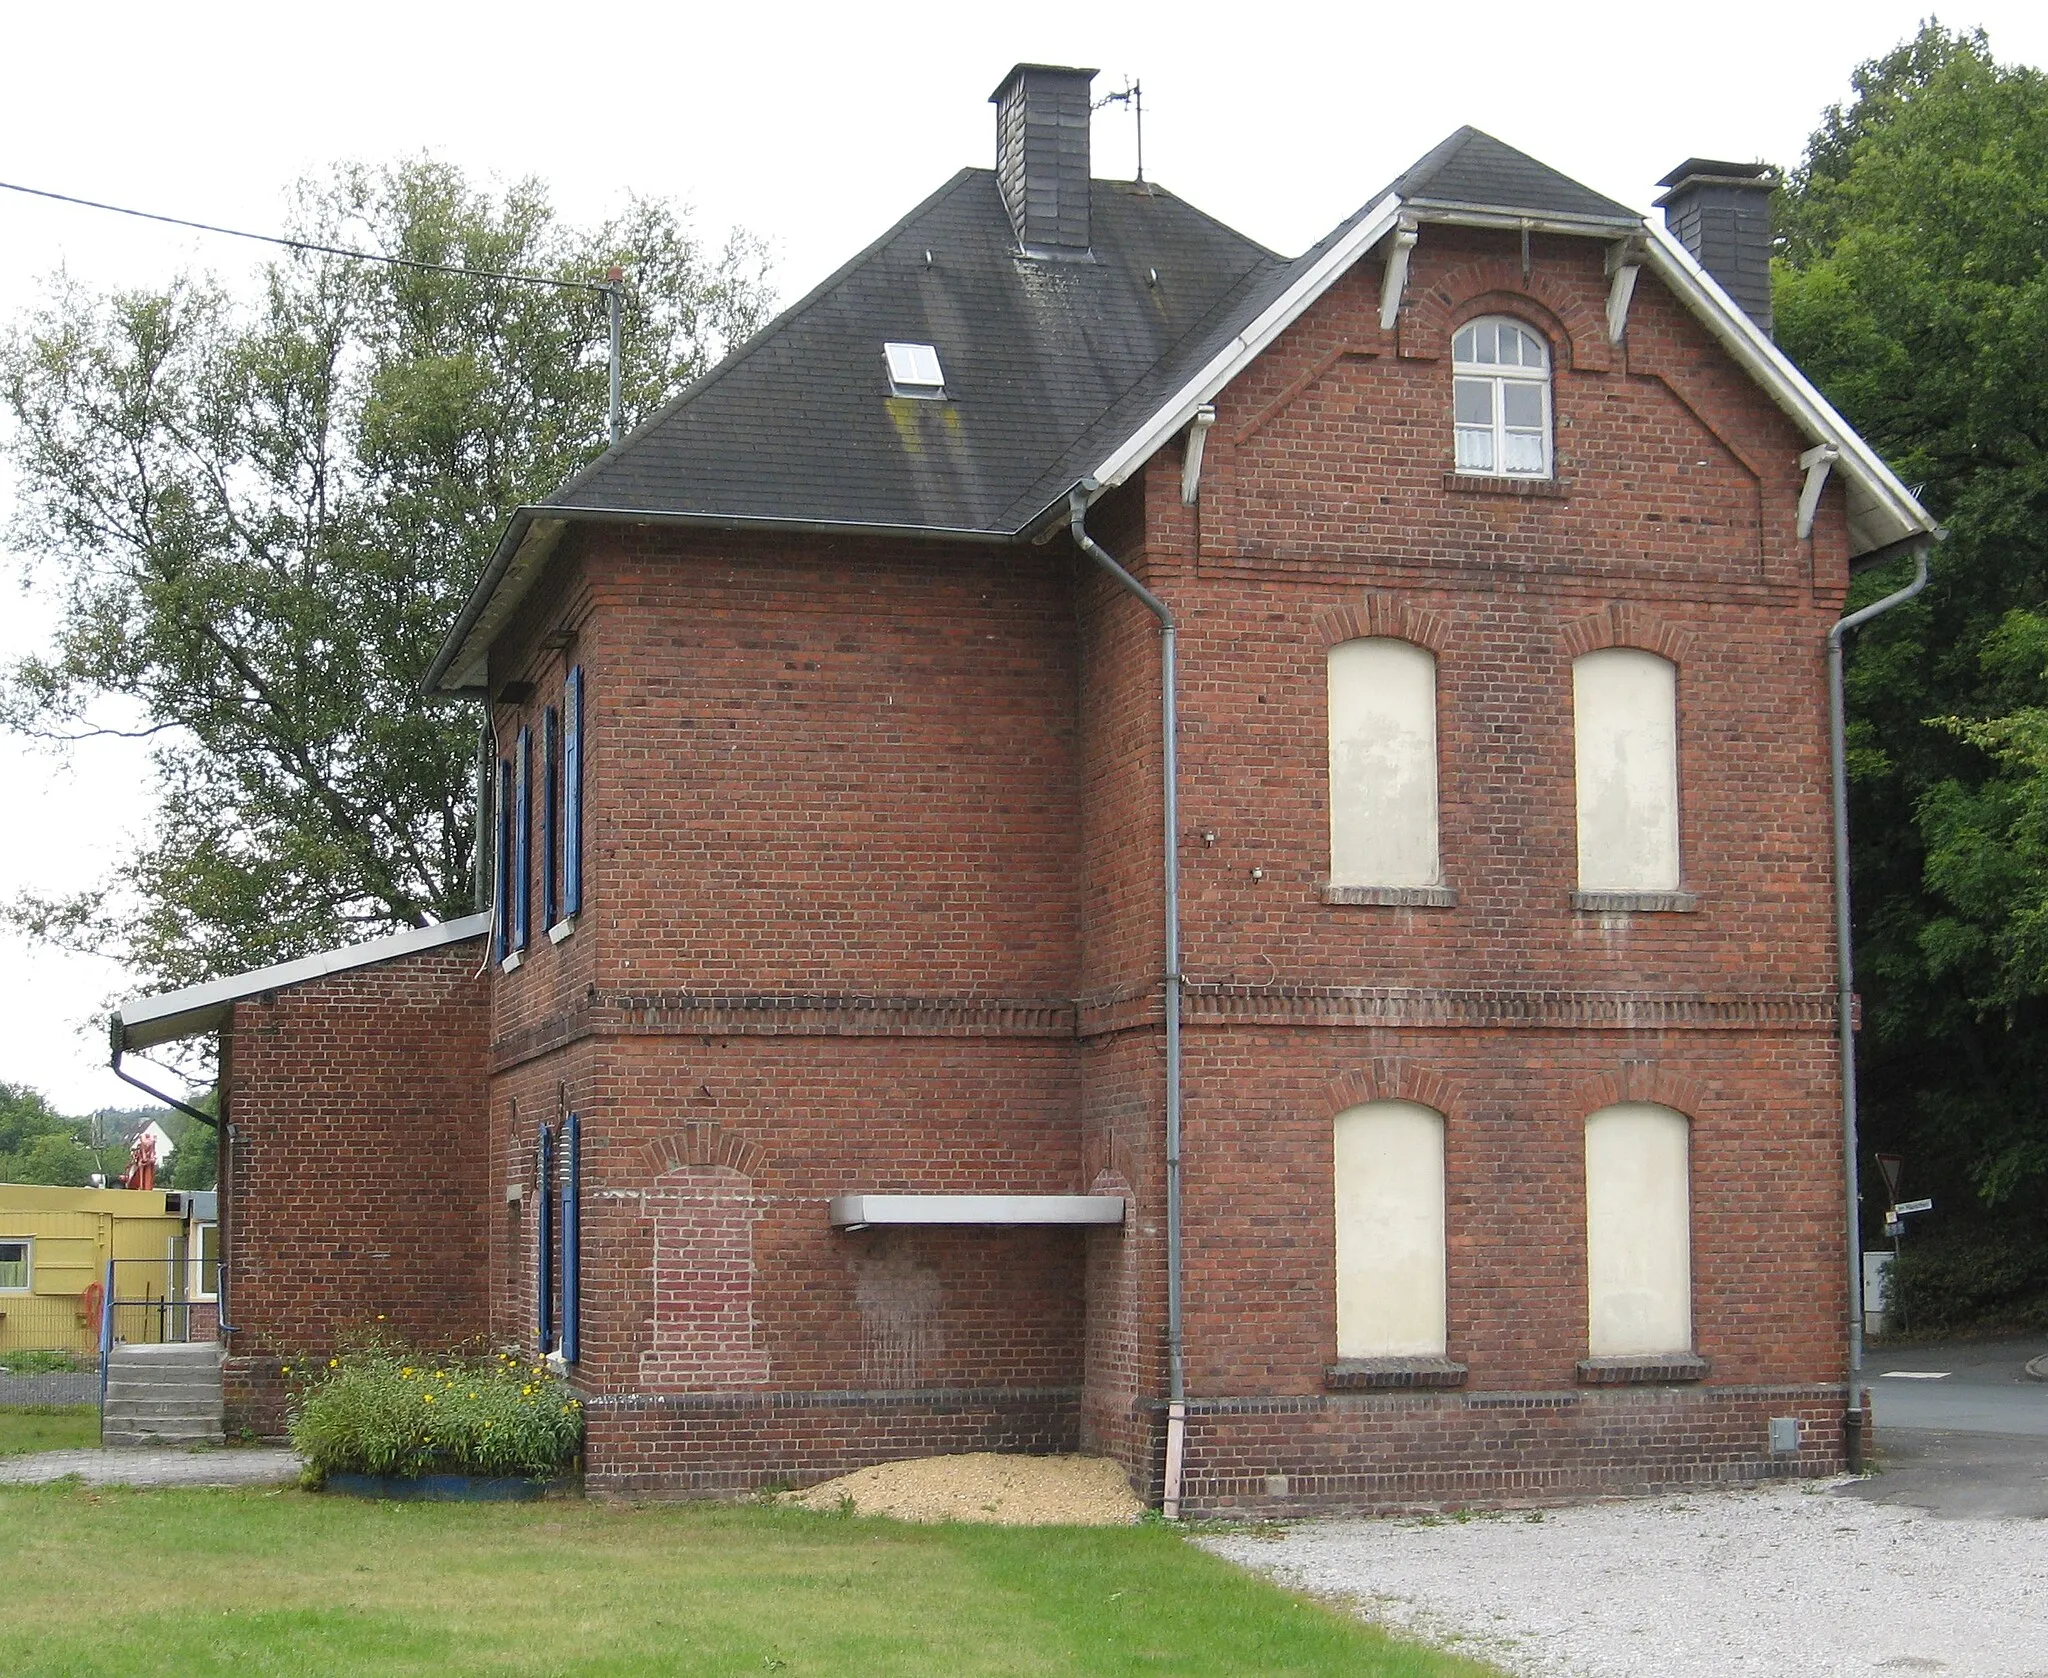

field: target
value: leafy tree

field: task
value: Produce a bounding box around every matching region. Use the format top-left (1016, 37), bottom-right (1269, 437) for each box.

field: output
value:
top-left (1776, 22), bottom-right (2048, 1315)
top-left (14, 1131), bottom-right (100, 1187)
top-left (2, 160), bottom-right (773, 994)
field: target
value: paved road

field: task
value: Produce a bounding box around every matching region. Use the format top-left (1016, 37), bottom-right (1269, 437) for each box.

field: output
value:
top-left (1838, 1335), bottom-right (2048, 1519)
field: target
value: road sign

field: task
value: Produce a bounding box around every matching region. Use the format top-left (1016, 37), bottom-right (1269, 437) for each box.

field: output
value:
top-left (1894, 1197), bottom-right (1934, 1216)
top-left (1877, 1153), bottom-right (1904, 1200)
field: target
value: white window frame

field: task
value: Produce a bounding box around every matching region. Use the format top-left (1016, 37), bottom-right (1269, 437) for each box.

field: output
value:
top-left (1453, 316), bottom-right (1552, 479)
top-left (0, 1236), bottom-right (30, 1292)
top-left (190, 1223), bottom-right (219, 1302)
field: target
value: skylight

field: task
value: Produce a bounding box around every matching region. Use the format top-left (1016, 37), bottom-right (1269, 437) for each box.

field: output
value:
top-left (884, 341), bottom-right (946, 398)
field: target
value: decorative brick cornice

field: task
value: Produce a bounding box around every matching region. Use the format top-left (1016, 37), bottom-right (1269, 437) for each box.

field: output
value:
top-left (1312, 592), bottom-right (1452, 653)
top-left (1181, 984), bottom-right (1838, 1034)
top-left (1570, 1059), bottom-right (1708, 1120)
top-left (635, 1123), bottom-right (766, 1181)
top-left (1326, 1058), bottom-right (1464, 1119)
top-left (1402, 260), bottom-right (1612, 373)
top-left (1557, 601), bottom-right (1697, 664)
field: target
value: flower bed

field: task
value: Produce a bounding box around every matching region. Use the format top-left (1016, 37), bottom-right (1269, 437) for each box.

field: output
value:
top-left (287, 1343), bottom-right (582, 1489)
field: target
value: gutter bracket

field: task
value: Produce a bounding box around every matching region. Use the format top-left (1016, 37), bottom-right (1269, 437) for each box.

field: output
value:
top-left (1180, 406), bottom-right (1217, 506)
top-left (1378, 222), bottom-right (1418, 333)
top-left (1799, 444), bottom-right (1841, 541)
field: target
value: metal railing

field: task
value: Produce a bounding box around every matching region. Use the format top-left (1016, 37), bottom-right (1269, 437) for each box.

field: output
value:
top-left (96, 1256), bottom-right (219, 1408)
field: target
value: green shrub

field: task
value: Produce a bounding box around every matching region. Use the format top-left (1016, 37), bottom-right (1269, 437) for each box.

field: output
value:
top-left (287, 1343), bottom-right (582, 1481)
top-left (0, 1350), bottom-right (86, 1375)
top-left (1886, 1233), bottom-right (2048, 1335)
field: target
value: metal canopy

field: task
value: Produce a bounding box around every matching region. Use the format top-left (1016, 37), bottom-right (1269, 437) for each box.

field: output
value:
top-left (828, 1194), bottom-right (1126, 1230)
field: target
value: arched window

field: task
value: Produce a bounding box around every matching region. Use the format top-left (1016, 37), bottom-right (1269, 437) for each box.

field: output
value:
top-left (1573, 647), bottom-right (1680, 893)
top-left (1453, 317), bottom-right (1551, 478)
top-left (1333, 1100), bottom-right (1448, 1359)
top-left (1584, 1103), bottom-right (1693, 1357)
top-left (1327, 639), bottom-right (1441, 890)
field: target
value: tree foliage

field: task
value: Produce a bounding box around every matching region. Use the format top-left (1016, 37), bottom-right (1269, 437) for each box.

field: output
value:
top-left (1775, 23), bottom-right (2048, 1289)
top-left (3, 160), bottom-right (773, 992)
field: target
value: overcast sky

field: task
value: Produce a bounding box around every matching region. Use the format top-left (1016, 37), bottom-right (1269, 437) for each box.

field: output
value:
top-left (4, 0), bottom-right (2045, 1110)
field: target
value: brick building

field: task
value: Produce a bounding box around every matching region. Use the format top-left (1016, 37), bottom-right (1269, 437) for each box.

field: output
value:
top-left (114, 66), bottom-right (1937, 1513)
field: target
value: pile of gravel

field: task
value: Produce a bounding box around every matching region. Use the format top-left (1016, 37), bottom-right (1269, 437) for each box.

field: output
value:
top-left (782, 1452), bottom-right (1142, 1525)
top-left (1203, 1480), bottom-right (2047, 1677)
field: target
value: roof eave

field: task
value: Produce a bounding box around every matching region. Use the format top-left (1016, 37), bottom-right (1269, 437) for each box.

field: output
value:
top-left (113, 913), bottom-right (494, 1052)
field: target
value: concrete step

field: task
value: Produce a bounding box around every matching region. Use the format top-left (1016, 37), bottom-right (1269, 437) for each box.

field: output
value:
top-left (104, 1372), bottom-right (222, 1395)
top-left (101, 1428), bottom-right (226, 1447)
top-left (108, 1345), bottom-right (222, 1366)
top-left (104, 1402), bottom-right (224, 1424)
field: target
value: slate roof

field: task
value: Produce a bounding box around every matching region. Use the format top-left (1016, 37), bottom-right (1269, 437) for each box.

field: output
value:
top-left (425, 126), bottom-right (1938, 693)
top-left (547, 169), bottom-right (1282, 536)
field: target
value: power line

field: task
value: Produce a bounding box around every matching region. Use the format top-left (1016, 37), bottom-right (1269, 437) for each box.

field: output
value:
top-left (0, 176), bottom-right (614, 294)
top-left (0, 175), bottom-right (630, 443)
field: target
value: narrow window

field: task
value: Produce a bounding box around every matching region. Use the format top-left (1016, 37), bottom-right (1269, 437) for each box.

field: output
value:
top-left (1585, 1103), bottom-right (1693, 1356)
top-left (536, 1122), bottom-right (555, 1353)
top-left (560, 1111), bottom-right (581, 1364)
top-left (542, 705), bottom-right (561, 931)
top-left (1328, 639), bottom-right (1441, 889)
top-left (563, 666), bottom-right (585, 919)
top-left (1453, 316), bottom-right (1552, 478)
top-left (1333, 1100), bottom-right (1448, 1359)
top-left (512, 726), bottom-right (532, 952)
top-left (192, 1224), bottom-right (219, 1301)
top-left (493, 757), bottom-right (512, 963)
top-left (1573, 648), bottom-right (1680, 892)
top-left (0, 1238), bottom-right (29, 1291)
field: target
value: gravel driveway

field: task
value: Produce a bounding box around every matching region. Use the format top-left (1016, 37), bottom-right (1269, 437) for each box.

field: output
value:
top-left (1203, 1480), bottom-right (2047, 1677)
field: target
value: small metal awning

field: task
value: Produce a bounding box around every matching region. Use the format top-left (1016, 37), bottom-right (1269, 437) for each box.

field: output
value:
top-left (828, 1194), bottom-right (1126, 1231)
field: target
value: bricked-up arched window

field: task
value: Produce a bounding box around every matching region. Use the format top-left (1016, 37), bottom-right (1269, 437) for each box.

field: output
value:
top-left (1327, 639), bottom-right (1441, 890)
top-left (1572, 648), bottom-right (1681, 893)
top-left (1453, 317), bottom-right (1551, 477)
top-left (1333, 1100), bottom-right (1448, 1359)
top-left (1584, 1103), bottom-right (1693, 1356)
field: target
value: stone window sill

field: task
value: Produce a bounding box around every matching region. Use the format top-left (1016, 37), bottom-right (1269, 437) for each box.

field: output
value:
top-left (1573, 890), bottom-right (1699, 914)
top-left (1443, 471), bottom-right (1568, 501)
top-left (1575, 1353), bottom-right (1709, 1386)
top-left (499, 951), bottom-right (524, 974)
top-left (1323, 884), bottom-right (1459, 908)
top-left (1325, 1356), bottom-right (1469, 1391)
top-left (548, 916), bottom-right (578, 945)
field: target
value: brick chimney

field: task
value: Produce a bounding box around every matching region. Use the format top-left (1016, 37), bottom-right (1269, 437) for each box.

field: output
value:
top-left (990, 63), bottom-right (1097, 256)
top-left (1655, 159), bottom-right (1778, 336)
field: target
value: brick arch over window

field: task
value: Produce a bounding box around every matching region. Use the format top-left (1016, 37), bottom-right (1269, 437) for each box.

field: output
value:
top-left (1326, 1058), bottom-right (1465, 1122)
top-left (634, 1122), bottom-right (767, 1182)
top-left (1557, 603), bottom-right (1696, 666)
top-left (1570, 1060), bottom-right (1706, 1122)
top-left (1313, 594), bottom-right (1451, 654)
top-left (1404, 258), bottom-right (1611, 373)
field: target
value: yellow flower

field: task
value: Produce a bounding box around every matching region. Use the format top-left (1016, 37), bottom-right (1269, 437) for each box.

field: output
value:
top-left (401, 1368), bottom-right (414, 1379)
top-left (328, 1358), bottom-right (339, 1368)
top-left (280, 1365), bottom-right (292, 1376)
top-left (422, 1393), bottom-right (435, 1404)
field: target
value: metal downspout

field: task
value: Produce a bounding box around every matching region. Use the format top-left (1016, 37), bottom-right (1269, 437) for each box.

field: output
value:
top-left (1829, 539), bottom-right (1934, 1387)
top-left (1068, 480), bottom-right (1188, 1518)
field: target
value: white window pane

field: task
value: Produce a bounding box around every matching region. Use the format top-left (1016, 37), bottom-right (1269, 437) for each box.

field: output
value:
top-left (1502, 382), bottom-right (1543, 428)
top-left (1454, 378), bottom-right (1494, 425)
top-left (1474, 323), bottom-right (1498, 364)
top-left (1455, 428), bottom-right (1495, 471)
top-left (0, 1242), bottom-right (26, 1289)
top-left (1453, 325), bottom-right (1476, 362)
top-left (1586, 1104), bottom-right (1692, 1356)
top-left (1335, 1101), bottom-right (1448, 1359)
top-left (1574, 649), bottom-right (1680, 890)
top-left (1503, 431), bottom-right (1546, 474)
top-left (1328, 638), bottom-right (1440, 888)
top-left (1521, 329), bottom-right (1548, 369)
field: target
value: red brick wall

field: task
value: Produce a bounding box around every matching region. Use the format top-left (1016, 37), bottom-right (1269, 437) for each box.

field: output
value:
top-left (219, 941), bottom-right (489, 1434)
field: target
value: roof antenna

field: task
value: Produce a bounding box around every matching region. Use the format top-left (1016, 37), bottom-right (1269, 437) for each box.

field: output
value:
top-left (1094, 78), bottom-right (1145, 187)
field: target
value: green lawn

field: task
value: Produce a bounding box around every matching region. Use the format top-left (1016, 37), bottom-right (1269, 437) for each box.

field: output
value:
top-left (0, 1405), bottom-right (98, 1456)
top-left (0, 1485), bottom-right (1494, 1677)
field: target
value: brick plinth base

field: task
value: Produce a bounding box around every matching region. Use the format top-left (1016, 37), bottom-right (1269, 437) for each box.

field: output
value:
top-left (1154, 1383), bottom-right (1850, 1516)
top-left (583, 1386), bottom-right (1083, 1497)
top-left (223, 1355), bottom-right (289, 1440)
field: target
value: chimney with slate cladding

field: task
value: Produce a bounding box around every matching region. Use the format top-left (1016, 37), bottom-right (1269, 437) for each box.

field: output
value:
top-left (1655, 158), bottom-right (1778, 336)
top-left (990, 63), bottom-right (1097, 256)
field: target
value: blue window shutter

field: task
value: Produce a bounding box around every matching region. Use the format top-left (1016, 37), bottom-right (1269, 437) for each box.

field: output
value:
top-left (536, 1123), bottom-right (555, 1353)
top-left (564, 667), bottom-right (585, 918)
top-left (494, 758), bottom-right (512, 963)
top-left (561, 1112), bottom-right (581, 1364)
top-left (513, 726), bottom-right (532, 952)
top-left (542, 705), bottom-right (560, 931)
